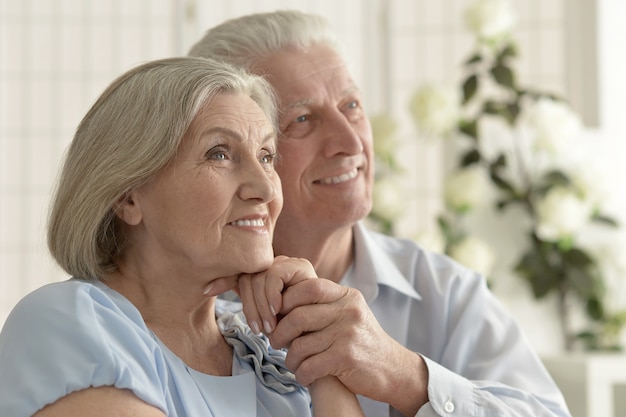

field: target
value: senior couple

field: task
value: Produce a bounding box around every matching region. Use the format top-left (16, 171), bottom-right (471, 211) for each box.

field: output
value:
top-left (0, 10), bottom-right (571, 417)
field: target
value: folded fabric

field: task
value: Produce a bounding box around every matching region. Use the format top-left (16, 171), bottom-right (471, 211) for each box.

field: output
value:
top-left (217, 311), bottom-right (300, 394)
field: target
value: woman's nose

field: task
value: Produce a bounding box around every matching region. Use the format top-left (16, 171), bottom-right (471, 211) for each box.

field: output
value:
top-left (238, 162), bottom-right (278, 202)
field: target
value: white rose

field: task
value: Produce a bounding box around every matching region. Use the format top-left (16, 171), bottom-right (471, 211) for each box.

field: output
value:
top-left (464, 0), bottom-right (516, 41)
top-left (370, 113), bottom-right (398, 159)
top-left (449, 236), bottom-right (496, 277)
top-left (525, 98), bottom-right (582, 155)
top-left (444, 166), bottom-right (488, 212)
top-left (372, 177), bottom-right (405, 221)
top-left (414, 229), bottom-right (445, 254)
top-left (568, 163), bottom-right (609, 209)
top-left (535, 186), bottom-right (591, 241)
top-left (409, 83), bottom-right (461, 138)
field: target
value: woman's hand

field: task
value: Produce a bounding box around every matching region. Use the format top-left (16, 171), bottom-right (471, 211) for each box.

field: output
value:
top-left (236, 255), bottom-right (317, 335)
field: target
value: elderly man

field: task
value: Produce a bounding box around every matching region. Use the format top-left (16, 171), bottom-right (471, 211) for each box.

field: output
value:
top-left (189, 10), bottom-right (571, 417)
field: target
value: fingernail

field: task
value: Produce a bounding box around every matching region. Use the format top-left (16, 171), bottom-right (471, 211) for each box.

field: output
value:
top-left (202, 284), bottom-right (214, 295)
top-left (270, 305), bottom-right (277, 316)
top-left (264, 320), bottom-right (273, 334)
top-left (250, 321), bottom-right (261, 335)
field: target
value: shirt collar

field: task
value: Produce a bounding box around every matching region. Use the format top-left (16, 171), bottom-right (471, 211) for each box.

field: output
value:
top-left (340, 222), bottom-right (421, 302)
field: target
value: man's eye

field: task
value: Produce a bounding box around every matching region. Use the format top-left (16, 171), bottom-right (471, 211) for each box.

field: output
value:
top-left (295, 115), bottom-right (309, 123)
top-left (345, 100), bottom-right (361, 110)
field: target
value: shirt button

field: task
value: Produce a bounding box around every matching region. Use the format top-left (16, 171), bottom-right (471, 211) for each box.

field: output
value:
top-left (444, 400), bottom-right (455, 413)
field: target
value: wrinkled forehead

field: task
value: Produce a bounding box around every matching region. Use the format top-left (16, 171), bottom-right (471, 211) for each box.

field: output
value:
top-left (182, 93), bottom-right (276, 147)
top-left (256, 45), bottom-right (358, 104)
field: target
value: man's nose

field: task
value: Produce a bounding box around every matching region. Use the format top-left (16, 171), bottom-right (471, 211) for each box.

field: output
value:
top-left (321, 111), bottom-right (364, 157)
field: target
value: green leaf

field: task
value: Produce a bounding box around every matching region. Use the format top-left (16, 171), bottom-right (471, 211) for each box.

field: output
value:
top-left (514, 251), bottom-right (561, 298)
top-left (592, 213), bottom-right (619, 227)
top-left (489, 171), bottom-right (515, 193)
top-left (460, 149), bottom-right (481, 166)
top-left (437, 215), bottom-right (453, 241)
top-left (495, 197), bottom-right (517, 211)
top-left (563, 248), bottom-right (593, 268)
top-left (557, 236), bottom-right (574, 251)
top-left (542, 170), bottom-right (571, 186)
top-left (491, 64), bottom-right (515, 89)
top-left (465, 53), bottom-right (482, 65)
top-left (462, 74), bottom-right (479, 104)
top-left (483, 101), bottom-right (501, 115)
top-left (586, 297), bottom-right (605, 321)
top-left (497, 43), bottom-right (517, 62)
top-left (490, 154), bottom-right (507, 170)
top-left (459, 119), bottom-right (478, 140)
top-left (567, 266), bottom-right (596, 296)
top-left (504, 101), bottom-right (521, 124)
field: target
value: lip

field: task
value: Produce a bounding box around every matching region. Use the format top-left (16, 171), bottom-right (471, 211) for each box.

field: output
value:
top-left (314, 167), bottom-right (360, 185)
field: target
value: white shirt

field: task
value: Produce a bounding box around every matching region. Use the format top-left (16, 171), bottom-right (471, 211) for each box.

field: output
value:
top-left (343, 223), bottom-right (571, 417)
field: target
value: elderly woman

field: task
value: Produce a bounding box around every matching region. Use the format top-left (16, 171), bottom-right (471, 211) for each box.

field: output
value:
top-left (0, 57), bottom-right (363, 417)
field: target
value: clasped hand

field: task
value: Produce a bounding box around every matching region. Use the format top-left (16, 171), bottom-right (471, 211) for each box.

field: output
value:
top-left (206, 256), bottom-right (426, 414)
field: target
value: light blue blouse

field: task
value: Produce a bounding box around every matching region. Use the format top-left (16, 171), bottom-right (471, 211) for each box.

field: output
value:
top-left (0, 279), bottom-right (311, 417)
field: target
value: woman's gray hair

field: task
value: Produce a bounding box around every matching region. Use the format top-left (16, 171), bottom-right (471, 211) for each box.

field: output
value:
top-left (47, 56), bottom-right (277, 279)
top-left (188, 10), bottom-right (344, 71)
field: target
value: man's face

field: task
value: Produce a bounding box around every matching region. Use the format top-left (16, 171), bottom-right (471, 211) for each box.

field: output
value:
top-left (257, 44), bottom-right (374, 236)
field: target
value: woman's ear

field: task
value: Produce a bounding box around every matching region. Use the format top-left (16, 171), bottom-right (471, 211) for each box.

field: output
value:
top-left (114, 191), bottom-right (143, 226)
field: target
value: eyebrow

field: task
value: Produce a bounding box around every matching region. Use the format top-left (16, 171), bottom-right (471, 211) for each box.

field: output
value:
top-left (200, 126), bottom-right (276, 144)
top-left (283, 86), bottom-right (361, 110)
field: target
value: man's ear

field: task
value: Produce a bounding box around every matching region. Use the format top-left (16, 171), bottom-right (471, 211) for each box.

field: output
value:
top-left (114, 191), bottom-right (143, 226)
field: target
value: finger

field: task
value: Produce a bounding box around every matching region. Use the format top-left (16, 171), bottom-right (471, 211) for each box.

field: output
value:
top-left (251, 271), bottom-right (279, 334)
top-left (261, 257), bottom-right (318, 318)
top-left (202, 275), bottom-right (238, 297)
top-left (281, 278), bottom-right (348, 314)
top-left (270, 257), bottom-right (317, 287)
top-left (238, 274), bottom-right (262, 335)
top-left (268, 302), bottom-right (337, 348)
top-left (293, 347), bottom-right (341, 387)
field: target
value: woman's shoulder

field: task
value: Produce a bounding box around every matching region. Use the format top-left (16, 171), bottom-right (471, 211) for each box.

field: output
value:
top-left (5, 279), bottom-right (141, 330)
top-left (0, 279), bottom-right (168, 417)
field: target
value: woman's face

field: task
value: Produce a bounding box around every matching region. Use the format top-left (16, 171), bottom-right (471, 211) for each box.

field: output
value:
top-left (119, 93), bottom-right (282, 279)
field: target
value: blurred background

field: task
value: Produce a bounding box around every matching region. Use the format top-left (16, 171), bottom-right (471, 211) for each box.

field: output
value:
top-left (2, 0), bottom-right (626, 359)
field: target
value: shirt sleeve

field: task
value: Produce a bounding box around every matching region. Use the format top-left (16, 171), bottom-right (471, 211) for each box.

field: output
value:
top-left (0, 280), bottom-right (170, 417)
top-left (415, 266), bottom-right (571, 417)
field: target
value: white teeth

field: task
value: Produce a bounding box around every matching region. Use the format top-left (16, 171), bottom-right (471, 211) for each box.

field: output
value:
top-left (319, 169), bottom-right (358, 184)
top-left (230, 219), bottom-right (265, 227)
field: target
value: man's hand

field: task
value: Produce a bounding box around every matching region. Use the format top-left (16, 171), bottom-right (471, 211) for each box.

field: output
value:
top-left (276, 279), bottom-right (429, 415)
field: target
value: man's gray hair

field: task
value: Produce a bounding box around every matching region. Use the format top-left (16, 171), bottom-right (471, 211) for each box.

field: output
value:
top-left (188, 10), bottom-right (344, 71)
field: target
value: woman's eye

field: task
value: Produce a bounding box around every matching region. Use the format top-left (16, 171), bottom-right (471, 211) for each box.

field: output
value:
top-left (347, 100), bottom-right (358, 109)
top-left (295, 115), bottom-right (309, 123)
top-left (205, 146), bottom-right (229, 161)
